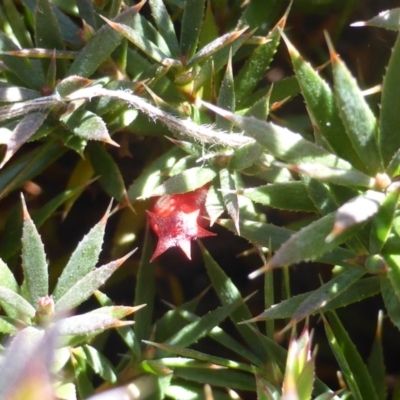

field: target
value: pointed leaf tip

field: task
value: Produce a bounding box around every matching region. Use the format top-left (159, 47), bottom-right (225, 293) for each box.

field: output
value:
top-left (20, 193), bottom-right (30, 220)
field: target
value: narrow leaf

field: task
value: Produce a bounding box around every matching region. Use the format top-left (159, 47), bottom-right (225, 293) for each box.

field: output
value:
top-left (100, 17), bottom-right (173, 65)
top-left (235, 15), bottom-right (284, 106)
top-left (0, 31), bottom-right (44, 90)
top-left (149, 167), bottom-right (217, 197)
top-left (58, 313), bottom-right (133, 336)
top-left (88, 142), bottom-right (125, 201)
top-left (200, 244), bottom-right (269, 357)
top-left (53, 206), bottom-right (110, 300)
top-left (216, 53), bottom-right (235, 132)
top-left (241, 182), bottom-right (316, 212)
top-left (292, 267), bottom-right (365, 321)
top-left (265, 212), bottom-right (356, 270)
top-left (0, 111), bottom-right (48, 168)
top-left (68, 2), bottom-right (145, 77)
top-left (384, 254), bottom-right (400, 304)
top-left (180, 0), bottom-right (205, 58)
top-left (327, 34), bottom-right (383, 174)
top-left (324, 312), bottom-right (379, 400)
top-left (379, 32), bottom-right (400, 167)
top-left (381, 276), bottom-right (400, 330)
top-left (0, 258), bottom-right (18, 292)
top-left (202, 102), bottom-right (352, 169)
top-left (62, 109), bottom-right (117, 146)
top-left (219, 168), bottom-right (240, 234)
top-left (164, 299), bottom-right (244, 349)
top-left (367, 312), bottom-right (386, 400)
top-left (284, 33), bottom-right (364, 169)
top-left (74, 345), bottom-right (117, 383)
top-left (288, 163), bottom-right (374, 188)
top-left (127, 147), bottom-right (184, 201)
top-left (351, 9), bottom-right (400, 31)
top-left (246, 276), bottom-right (380, 322)
top-left (149, 0), bottom-right (180, 57)
top-left (187, 28), bottom-right (247, 68)
top-left (0, 286), bottom-right (36, 319)
top-left (21, 195), bottom-right (48, 305)
top-left (370, 188), bottom-right (400, 254)
top-left (329, 190), bottom-right (385, 240)
top-left (134, 226), bottom-right (155, 345)
top-left (205, 183), bottom-right (224, 225)
top-left (143, 342), bottom-right (254, 374)
top-left (55, 249), bottom-right (136, 314)
top-left (218, 218), bottom-right (355, 271)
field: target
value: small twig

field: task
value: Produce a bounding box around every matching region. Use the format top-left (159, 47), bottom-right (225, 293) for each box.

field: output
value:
top-left (0, 86), bottom-right (254, 149)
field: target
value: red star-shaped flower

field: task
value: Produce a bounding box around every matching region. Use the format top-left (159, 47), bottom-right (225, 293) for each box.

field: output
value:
top-left (147, 185), bottom-right (216, 261)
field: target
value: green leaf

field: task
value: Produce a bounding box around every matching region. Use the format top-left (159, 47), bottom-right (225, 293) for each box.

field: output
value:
top-left (205, 183), bottom-right (224, 225)
top-left (101, 17), bottom-right (174, 66)
top-left (173, 367), bottom-right (255, 392)
top-left (265, 212), bottom-right (357, 270)
top-left (292, 267), bottom-right (365, 322)
top-left (228, 142), bottom-right (264, 171)
top-left (247, 276), bottom-right (380, 321)
top-left (0, 286), bottom-right (36, 319)
top-left (1, 111), bottom-right (49, 168)
top-left (143, 344), bottom-right (254, 374)
top-left (288, 163), bottom-right (374, 188)
top-left (284, 34), bottom-right (364, 169)
top-left (62, 109), bottom-right (116, 145)
top-left (164, 298), bottom-right (244, 349)
top-left (219, 168), bottom-right (240, 233)
top-left (58, 312), bottom-right (133, 336)
top-left (53, 208), bottom-right (109, 300)
top-left (0, 32), bottom-right (44, 91)
top-left (154, 296), bottom-right (203, 343)
top-left (180, 0), bottom-right (205, 58)
top-left (324, 312), bottom-right (379, 400)
top-left (328, 190), bottom-right (385, 241)
top-left (370, 188), bottom-right (400, 254)
top-left (384, 254), bottom-right (400, 304)
top-left (88, 142), bottom-right (125, 201)
top-left (133, 227), bottom-right (155, 345)
top-left (200, 244), bottom-right (270, 358)
top-left (241, 182), bottom-right (316, 212)
top-left (34, 0), bottom-right (66, 75)
top-left (0, 139), bottom-right (65, 200)
top-left (74, 345), bottom-right (117, 383)
top-left (3, 0), bottom-right (33, 48)
top-left (379, 32), bottom-right (400, 167)
top-left (0, 258), bottom-right (18, 293)
top-left (367, 313), bottom-right (386, 400)
top-left (0, 316), bottom-right (18, 334)
top-left (55, 249), bottom-right (136, 314)
top-left (149, 0), bottom-right (180, 57)
top-left (21, 195), bottom-right (48, 305)
top-left (351, 9), bottom-right (400, 31)
top-left (76, 0), bottom-right (96, 29)
top-left (187, 28), bottom-right (246, 68)
top-left (150, 166), bottom-right (217, 196)
top-left (68, 2), bottom-right (145, 77)
top-left (33, 183), bottom-right (91, 228)
top-left (203, 102), bottom-right (352, 169)
top-left (381, 276), bottom-right (400, 330)
top-left (127, 147), bottom-right (184, 200)
top-left (327, 35), bottom-right (383, 174)
top-left (216, 54), bottom-right (234, 132)
top-left (235, 16), bottom-right (283, 107)
top-left (219, 218), bottom-right (355, 271)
